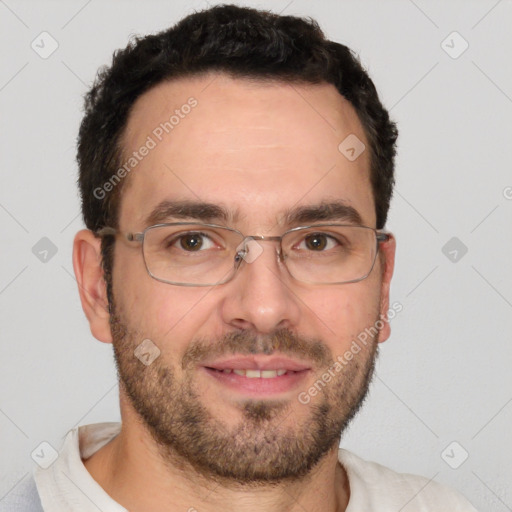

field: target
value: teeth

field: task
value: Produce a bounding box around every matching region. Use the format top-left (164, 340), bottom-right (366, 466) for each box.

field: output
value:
top-left (223, 369), bottom-right (289, 378)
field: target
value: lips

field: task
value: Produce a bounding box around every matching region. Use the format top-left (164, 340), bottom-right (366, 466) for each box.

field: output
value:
top-left (201, 355), bottom-right (312, 396)
top-left (202, 355), bottom-right (312, 373)
top-left (215, 368), bottom-right (288, 378)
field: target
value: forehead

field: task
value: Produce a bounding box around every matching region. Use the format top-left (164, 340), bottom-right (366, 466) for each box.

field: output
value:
top-left (117, 73), bottom-right (375, 230)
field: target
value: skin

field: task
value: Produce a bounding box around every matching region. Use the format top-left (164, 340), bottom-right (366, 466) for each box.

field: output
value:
top-left (73, 73), bottom-right (396, 512)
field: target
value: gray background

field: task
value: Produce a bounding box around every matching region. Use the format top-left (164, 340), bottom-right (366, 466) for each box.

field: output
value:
top-left (1, 0), bottom-right (511, 510)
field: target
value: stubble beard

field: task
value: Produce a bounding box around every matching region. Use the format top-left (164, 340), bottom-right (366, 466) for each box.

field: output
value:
top-left (109, 298), bottom-right (379, 486)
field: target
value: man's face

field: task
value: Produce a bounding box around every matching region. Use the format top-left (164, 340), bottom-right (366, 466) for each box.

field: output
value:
top-left (108, 74), bottom-right (394, 483)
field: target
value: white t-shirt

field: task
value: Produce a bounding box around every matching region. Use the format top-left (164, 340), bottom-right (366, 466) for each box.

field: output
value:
top-left (5, 422), bottom-right (478, 511)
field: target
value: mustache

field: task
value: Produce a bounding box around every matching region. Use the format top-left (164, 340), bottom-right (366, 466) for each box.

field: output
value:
top-left (181, 328), bottom-right (334, 370)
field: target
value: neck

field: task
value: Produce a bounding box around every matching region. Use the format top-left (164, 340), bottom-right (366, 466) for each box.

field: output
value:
top-left (83, 418), bottom-right (350, 512)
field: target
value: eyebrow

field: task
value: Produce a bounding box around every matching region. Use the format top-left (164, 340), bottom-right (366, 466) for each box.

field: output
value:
top-left (144, 200), bottom-right (238, 227)
top-left (143, 199), bottom-right (364, 229)
top-left (284, 201), bottom-right (363, 226)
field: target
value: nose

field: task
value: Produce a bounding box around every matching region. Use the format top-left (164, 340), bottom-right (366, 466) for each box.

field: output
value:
top-left (219, 238), bottom-right (302, 334)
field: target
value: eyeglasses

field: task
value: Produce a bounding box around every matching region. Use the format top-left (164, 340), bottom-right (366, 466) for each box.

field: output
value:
top-left (97, 223), bottom-right (390, 287)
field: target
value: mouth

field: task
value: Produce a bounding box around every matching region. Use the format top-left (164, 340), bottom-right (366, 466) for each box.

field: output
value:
top-left (201, 355), bottom-right (312, 397)
top-left (207, 368), bottom-right (294, 378)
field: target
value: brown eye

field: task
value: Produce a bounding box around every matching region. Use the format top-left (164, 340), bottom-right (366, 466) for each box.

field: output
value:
top-left (304, 234), bottom-right (329, 251)
top-left (179, 234), bottom-right (204, 251)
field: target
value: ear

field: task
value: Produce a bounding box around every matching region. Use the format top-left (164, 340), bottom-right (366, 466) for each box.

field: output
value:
top-left (376, 232), bottom-right (396, 343)
top-left (72, 229), bottom-right (113, 344)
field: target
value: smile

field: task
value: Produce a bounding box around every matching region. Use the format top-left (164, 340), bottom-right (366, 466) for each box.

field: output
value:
top-left (207, 368), bottom-right (293, 378)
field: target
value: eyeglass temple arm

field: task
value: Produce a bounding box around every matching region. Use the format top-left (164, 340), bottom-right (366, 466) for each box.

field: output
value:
top-left (96, 227), bottom-right (116, 237)
top-left (376, 232), bottom-right (391, 243)
top-left (96, 227), bottom-right (144, 243)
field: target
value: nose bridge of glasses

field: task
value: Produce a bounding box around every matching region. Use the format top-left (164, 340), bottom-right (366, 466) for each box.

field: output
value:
top-left (236, 235), bottom-right (284, 264)
top-left (245, 235), bottom-right (282, 243)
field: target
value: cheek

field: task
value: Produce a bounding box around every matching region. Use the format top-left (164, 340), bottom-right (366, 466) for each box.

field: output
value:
top-left (113, 245), bottom-right (219, 338)
top-left (114, 251), bottom-right (217, 352)
top-left (305, 284), bottom-right (381, 345)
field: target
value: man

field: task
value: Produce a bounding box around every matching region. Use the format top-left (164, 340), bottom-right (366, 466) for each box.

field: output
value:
top-left (5, 4), bottom-right (477, 511)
